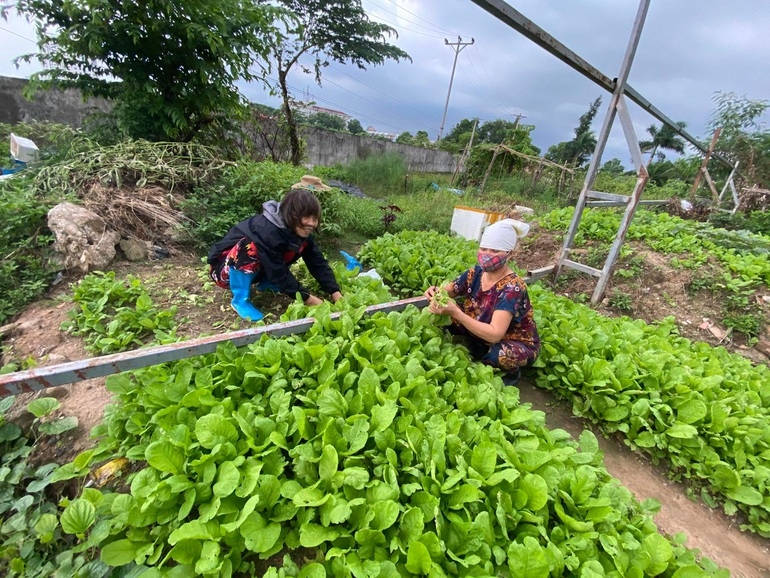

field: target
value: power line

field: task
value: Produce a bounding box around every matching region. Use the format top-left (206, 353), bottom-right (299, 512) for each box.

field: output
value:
top-left (328, 64), bottom-right (441, 123)
top-left (0, 25), bottom-right (36, 44)
top-left (365, 11), bottom-right (444, 39)
top-left (365, 0), bottom-right (470, 39)
top-left (465, 47), bottom-right (510, 113)
top-left (455, 60), bottom-right (511, 120)
top-left (377, 0), bottom-right (471, 37)
top-left (460, 52), bottom-right (508, 114)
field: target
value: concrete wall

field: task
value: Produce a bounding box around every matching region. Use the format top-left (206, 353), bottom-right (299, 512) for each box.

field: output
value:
top-left (0, 76), bottom-right (110, 127)
top-left (302, 125), bottom-right (458, 173)
top-left (0, 75), bottom-right (457, 173)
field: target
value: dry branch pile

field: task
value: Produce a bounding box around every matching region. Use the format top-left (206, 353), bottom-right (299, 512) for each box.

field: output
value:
top-left (737, 185), bottom-right (770, 212)
top-left (35, 141), bottom-right (230, 242)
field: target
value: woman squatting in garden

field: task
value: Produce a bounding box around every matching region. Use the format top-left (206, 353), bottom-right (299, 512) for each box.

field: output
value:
top-left (423, 218), bottom-right (540, 383)
top-left (207, 176), bottom-right (342, 321)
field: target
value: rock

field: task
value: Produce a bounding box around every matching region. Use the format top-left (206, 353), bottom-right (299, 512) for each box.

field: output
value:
top-left (47, 203), bottom-right (120, 273)
top-left (163, 225), bottom-right (193, 244)
top-left (119, 238), bottom-right (148, 262)
top-left (755, 339), bottom-right (770, 358)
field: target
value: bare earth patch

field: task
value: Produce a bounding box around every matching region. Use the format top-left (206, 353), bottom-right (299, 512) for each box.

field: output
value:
top-left (2, 230), bottom-right (770, 576)
top-left (516, 224), bottom-right (770, 362)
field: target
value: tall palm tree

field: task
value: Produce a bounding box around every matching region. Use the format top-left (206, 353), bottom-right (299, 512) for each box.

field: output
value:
top-left (639, 121), bottom-right (687, 167)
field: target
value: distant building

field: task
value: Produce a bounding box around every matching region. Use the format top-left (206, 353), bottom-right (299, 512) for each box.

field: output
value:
top-left (297, 103), bottom-right (351, 121)
top-left (365, 126), bottom-right (397, 141)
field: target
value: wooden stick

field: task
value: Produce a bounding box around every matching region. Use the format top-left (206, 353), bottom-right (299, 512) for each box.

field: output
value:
top-left (689, 128), bottom-right (721, 201)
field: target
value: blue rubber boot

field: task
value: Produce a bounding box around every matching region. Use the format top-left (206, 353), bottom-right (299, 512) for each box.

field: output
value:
top-left (254, 279), bottom-right (281, 293)
top-left (340, 251), bottom-right (362, 271)
top-left (229, 269), bottom-right (264, 322)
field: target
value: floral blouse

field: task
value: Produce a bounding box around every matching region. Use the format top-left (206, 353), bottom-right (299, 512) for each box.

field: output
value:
top-left (450, 265), bottom-right (540, 349)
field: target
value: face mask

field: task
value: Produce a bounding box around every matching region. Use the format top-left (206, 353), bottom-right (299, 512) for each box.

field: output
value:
top-left (477, 252), bottom-right (507, 272)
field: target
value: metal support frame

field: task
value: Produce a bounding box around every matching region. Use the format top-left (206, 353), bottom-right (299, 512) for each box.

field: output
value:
top-left (469, 0), bottom-right (737, 303)
top-left (718, 162), bottom-right (741, 213)
top-left (553, 1), bottom-right (651, 303)
top-left (468, 0), bottom-right (734, 169)
top-left (0, 297), bottom-right (428, 397)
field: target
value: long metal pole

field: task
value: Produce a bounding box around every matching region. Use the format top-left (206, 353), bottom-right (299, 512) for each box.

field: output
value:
top-left (438, 36), bottom-right (474, 142)
top-left (467, 0), bottom-right (735, 170)
top-left (0, 297), bottom-right (428, 396)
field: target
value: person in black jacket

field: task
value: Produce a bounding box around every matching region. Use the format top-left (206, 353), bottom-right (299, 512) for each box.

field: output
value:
top-left (207, 181), bottom-right (342, 321)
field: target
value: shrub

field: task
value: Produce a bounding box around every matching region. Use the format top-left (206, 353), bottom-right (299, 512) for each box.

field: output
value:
top-left (0, 177), bottom-right (57, 324)
top-left (709, 210), bottom-right (770, 236)
top-left (183, 161), bottom-right (304, 249)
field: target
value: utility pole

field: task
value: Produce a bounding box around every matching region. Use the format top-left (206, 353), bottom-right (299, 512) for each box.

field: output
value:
top-left (511, 113), bottom-right (526, 128)
top-left (437, 36), bottom-right (474, 142)
top-left (452, 118), bottom-right (478, 184)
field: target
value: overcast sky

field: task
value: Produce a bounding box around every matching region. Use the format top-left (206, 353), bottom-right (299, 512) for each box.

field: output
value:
top-left (2, 0), bottom-right (768, 168)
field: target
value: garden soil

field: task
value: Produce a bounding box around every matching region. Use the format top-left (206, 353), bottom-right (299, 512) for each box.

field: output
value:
top-left (2, 232), bottom-right (770, 577)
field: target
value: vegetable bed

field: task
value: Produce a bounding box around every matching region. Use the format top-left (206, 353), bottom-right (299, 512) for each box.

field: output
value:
top-left (64, 303), bottom-right (722, 576)
top-left (359, 228), bottom-right (770, 538)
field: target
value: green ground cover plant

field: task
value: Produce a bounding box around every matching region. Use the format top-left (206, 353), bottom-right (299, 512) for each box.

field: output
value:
top-left (355, 229), bottom-right (770, 537)
top-left (358, 230), bottom-right (479, 295)
top-left (540, 207), bottom-right (770, 336)
top-left (0, 396), bottom-right (97, 577)
top-left (55, 298), bottom-right (723, 577)
top-left (61, 271), bottom-right (178, 354)
top-left (531, 286), bottom-right (770, 537)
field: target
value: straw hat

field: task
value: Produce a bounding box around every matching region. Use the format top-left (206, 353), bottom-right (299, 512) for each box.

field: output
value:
top-left (291, 175), bottom-right (331, 191)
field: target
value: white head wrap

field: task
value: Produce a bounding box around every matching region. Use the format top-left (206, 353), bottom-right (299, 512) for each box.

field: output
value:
top-left (479, 219), bottom-right (530, 251)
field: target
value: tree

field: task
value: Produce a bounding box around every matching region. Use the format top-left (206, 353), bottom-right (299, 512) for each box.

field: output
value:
top-left (396, 132), bottom-right (415, 145)
top-left (307, 112), bottom-right (347, 131)
top-left (5, 0), bottom-right (282, 142)
top-left (412, 131), bottom-right (432, 148)
top-left (639, 122), bottom-right (687, 167)
top-left (546, 97), bottom-right (602, 167)
top-left (347, 118), bottom-right (364, 134)
top-left (439, 118), bottom-right (477, 153)
top-left (601, 158), bottom-right (626, 176)
top-left (707, 91), bottom-right (770, 188)
top-left (444, 118), bottom-right (477, 141)
top-left (267, 0), bottom-right (410, 165)
top-left (477, 119), bottom-right (521, 145)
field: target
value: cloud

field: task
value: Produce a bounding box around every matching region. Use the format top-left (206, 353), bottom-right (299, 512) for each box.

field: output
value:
top-left (2, 0), bottom-right (768, 168)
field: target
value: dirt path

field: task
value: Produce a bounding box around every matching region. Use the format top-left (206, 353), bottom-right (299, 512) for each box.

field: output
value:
top-left (516, 380), bottom-right (770, 578)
